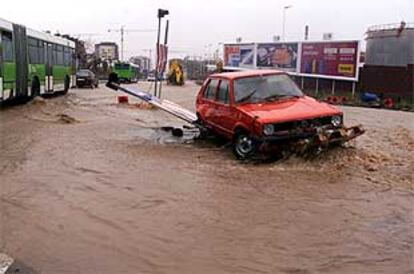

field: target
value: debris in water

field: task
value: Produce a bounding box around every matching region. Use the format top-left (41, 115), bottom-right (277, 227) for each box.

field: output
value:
top-left (133, 102), bottom-right (156, 110)
top-left (56, 113), bottom-right (80, 124)
top-left (118, 95), bottom-right (129, 104)
top-left (0, 253), bottom-right (13, 274)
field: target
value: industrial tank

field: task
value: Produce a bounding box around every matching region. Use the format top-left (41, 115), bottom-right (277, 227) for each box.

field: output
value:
top-left (365, 22), bottom-right (414, 67)
top-left (360, 22), bottom-right (414, 103)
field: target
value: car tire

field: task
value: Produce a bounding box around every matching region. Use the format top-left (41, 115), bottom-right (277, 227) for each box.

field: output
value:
top-left (194, 115), bottom-right (210, 139)
top-left (233, 132), bottom-right (257, 159)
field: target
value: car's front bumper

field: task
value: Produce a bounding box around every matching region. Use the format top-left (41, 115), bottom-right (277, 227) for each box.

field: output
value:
top-left (257, 125), bottom-right (365, 154)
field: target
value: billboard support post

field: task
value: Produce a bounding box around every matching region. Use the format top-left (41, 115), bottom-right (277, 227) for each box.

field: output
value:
top-left (352, 82), bottom-right (356, 97)
top-left (301, 76), bottom-right (304, 90)
top-left (332, 80), bottom-right (336, 95)
top-left (315, 78), bottom-right (319, 96)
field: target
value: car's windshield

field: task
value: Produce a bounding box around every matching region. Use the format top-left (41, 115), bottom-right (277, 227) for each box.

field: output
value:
top-left (77, 70), bottom-right (90, 77)
top-left (234, 74), bottom-right (303, 104)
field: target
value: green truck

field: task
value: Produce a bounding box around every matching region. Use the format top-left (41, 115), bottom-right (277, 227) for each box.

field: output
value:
top-left (112, 62), bottom-right (138, 83)
top-left (0, 17), bottom-right (76, 103)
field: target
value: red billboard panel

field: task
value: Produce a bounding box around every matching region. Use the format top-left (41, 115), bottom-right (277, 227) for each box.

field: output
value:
top-left (300, 41), bottom-right (359, 79)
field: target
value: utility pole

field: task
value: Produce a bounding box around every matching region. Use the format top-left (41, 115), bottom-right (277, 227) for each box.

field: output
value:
top-left (282, 5), bottom-right (293, 41)
top-left (108, 26), bottom-right (155, 61)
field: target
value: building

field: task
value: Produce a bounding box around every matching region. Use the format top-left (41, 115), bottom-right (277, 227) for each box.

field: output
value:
top-left (129, 56), bottom-right (151, 73)
top-left (95, 42), bottom-right (119, 61)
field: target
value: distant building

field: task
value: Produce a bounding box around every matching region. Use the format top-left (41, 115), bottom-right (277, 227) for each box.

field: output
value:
top-left (95, 42), bottom-right (119, 61)
top-left (129, 56), bottom-right (151, 73)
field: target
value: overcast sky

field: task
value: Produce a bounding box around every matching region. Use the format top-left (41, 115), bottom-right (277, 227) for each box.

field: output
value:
top-left (1, 0), bottom-right (413, 60)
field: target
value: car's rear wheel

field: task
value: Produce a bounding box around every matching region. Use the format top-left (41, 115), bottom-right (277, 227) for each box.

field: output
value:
top-left (233, 133), bottom-right (257, 159)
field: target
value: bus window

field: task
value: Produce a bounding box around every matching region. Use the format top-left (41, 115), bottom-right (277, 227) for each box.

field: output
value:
top-left (114, 63), bottom-right (130, 70)
top-left (53, 45), bottom-right (58, 65)
top-left (57, 45), bottom-right (64, 65)
top-left (28, 37), bottom-right (44, 64)
top-left (63, 47), bottom-right (71, 66)
top-left (52, 44), bottom-right (64, 66)
top-left (71, 49), bottom-right (76, 69)
top-left (2, 32), bottom-right (14, 62)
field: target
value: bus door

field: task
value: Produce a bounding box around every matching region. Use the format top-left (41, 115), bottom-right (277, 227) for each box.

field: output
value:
top-left (46, 43), bottom-right (53, 91)
top-left (12, 24), bottom-right (28, 98)
top-left (0, 33), bottom-right (2, 99)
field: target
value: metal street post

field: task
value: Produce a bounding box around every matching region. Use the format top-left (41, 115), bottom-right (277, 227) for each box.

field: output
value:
top-left (158, 19), bottom-right (169, 99)
top-left (282, 5), bottom-right (292, 41)
top-left (155, 9), bottom-right (169, 97)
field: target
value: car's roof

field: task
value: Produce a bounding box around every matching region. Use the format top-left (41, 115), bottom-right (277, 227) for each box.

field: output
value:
top-left (210, 69), bottom-right (286, 80)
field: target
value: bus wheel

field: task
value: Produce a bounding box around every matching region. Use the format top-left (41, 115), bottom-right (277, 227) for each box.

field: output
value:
top-left (31, 78), bottom-right (40, 98)
top-left (63, 76), bottom-right (70, 94)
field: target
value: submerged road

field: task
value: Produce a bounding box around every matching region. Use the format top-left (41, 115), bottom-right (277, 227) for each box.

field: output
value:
top-left (0, 82), bottom-right (413, 274)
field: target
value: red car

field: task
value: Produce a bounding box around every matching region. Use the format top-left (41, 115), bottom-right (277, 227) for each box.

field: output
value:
top-left (196, 70), bottom-right (363, 159)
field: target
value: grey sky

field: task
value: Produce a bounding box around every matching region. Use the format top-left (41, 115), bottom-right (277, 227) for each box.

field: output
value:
top-left (1, 0), bottom-right (413, 60)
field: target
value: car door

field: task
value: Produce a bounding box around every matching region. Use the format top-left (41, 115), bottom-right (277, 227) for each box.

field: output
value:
top-left (211, 79), bottom-right (234, 137)
top-left (198, 78), bottom-right (219, 128)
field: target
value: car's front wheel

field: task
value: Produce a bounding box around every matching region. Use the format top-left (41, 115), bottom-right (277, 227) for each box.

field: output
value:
top-left (233, 133), bottom-right (257, 159)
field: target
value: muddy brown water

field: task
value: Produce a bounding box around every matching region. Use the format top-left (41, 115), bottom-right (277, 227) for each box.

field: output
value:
top-left (0, 82), bottom-right (413, 274)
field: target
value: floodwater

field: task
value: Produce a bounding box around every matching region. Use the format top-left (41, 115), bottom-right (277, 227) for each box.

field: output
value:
top-left (0, 82), bottom-right (413, 274)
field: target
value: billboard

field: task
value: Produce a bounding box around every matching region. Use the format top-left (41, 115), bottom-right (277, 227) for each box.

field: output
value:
top-left (300, 41), bottom-right (359, 79)
top-left (256, 43), bottom-right (299, 72)
top-left (224, 44), bottom-right (255, 67)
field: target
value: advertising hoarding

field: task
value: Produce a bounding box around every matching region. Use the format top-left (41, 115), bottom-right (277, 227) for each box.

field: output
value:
top-left (256, 43), bottom-right (299, 72)
top-left (299, 41), bottom-right (359, 79)
top-left (224, 44), bottom-right (255, 67)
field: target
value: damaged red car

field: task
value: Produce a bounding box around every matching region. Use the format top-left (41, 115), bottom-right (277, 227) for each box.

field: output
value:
top-left (196, 70), bottom-right (364, 159)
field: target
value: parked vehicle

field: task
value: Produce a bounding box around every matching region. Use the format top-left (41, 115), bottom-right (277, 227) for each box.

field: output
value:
top-left (196, 70), bottom-right (364, 159)
top-left (147, 72), bottom-right (164, 82)
top-left (76, 69), bottom-right (99, 88)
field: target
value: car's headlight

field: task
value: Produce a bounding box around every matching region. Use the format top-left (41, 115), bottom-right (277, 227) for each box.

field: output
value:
top-left (263, 124), bottom-right (275, 136)
top-left (331, 116), bottom-right (342, 127)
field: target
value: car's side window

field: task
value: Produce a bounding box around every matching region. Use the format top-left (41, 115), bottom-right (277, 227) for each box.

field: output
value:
top-left (216, 80), bottom-right (229, 104)
top-left (204, 79), bottom-right (218, 100)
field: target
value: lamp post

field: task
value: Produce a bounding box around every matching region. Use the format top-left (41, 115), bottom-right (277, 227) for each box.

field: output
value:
top-left (282, 5), bottom-right (292, 41)
top-left (155, 8), bottom-right (169, 97)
